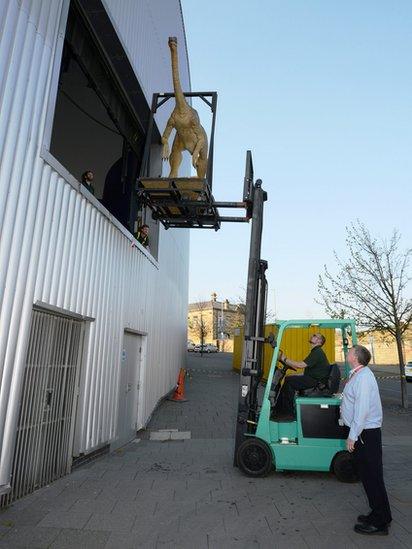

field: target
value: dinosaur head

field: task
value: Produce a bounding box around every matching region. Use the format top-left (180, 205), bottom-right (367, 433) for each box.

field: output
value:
top-left (168, 36), bottom-right (178, 50)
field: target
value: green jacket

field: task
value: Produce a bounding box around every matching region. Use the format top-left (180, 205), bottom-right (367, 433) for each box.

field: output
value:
top-left (136, 231), bottom-right (149, 248)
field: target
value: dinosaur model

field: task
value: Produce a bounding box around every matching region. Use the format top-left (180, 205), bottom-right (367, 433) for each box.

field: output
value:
top-left (161, 37), bottom-right (208, 179)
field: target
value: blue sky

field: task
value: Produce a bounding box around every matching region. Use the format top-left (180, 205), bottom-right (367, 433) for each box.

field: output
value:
top-left (181, 0), bottom-right (412, 318)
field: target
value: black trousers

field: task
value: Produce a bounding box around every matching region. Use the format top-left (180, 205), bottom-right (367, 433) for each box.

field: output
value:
top-left (354, 428), bottom-right (392, 527)
top-left (280, 375), bottom-right (318, 414)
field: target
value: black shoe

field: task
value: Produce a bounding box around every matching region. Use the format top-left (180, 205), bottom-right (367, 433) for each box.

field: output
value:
top-left (357, 514), bottom-right (392, 526)
top-left (354, 523), bottom-right (388, 536)
top-left (357, 514), bottom-right (372, 524)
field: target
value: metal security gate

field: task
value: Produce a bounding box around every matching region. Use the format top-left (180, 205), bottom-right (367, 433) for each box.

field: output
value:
top-left (1, 310), bottom-right (84, 505)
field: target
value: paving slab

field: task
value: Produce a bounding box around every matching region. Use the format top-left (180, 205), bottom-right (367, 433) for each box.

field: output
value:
top-left (84, 512), bottom-right (137, 532)
top-left (37, 510), bottom-right (93, 530)
top-left (104, 531), bottom-right (157, 549)
top-left (0, 525), bottom-right (61, 548)
top-left (49, 529), bottom-right (110, 549)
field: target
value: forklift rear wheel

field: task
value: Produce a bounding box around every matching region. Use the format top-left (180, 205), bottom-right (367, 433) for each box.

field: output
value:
top-left (237, 438), bottom-right (273, 477)
top-left (332, 451), bottom-right (359, 483)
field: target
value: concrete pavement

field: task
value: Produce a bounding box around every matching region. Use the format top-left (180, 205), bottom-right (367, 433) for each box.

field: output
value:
top-left (0, 353), bottom-right (411, 548)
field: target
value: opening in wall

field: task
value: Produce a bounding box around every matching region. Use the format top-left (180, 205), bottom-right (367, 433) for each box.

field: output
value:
top-left (48, 0), bottom-right (159, 258)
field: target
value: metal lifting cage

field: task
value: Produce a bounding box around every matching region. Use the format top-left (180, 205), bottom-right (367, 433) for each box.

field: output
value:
top-left (137, 93), bottom-right (254, 229)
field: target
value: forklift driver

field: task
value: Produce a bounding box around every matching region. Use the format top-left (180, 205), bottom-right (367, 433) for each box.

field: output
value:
top-left (278, 333), bottom-right (330, 418)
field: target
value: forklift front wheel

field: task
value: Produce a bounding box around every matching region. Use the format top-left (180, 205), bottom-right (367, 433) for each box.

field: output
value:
top-left (332, 451), bottom-right (359, 483)
top-left (237, 438), bottom-right (273, 477)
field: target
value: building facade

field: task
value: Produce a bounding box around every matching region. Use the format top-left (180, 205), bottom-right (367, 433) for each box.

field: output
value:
top-left (0, 0), bottom-right (191, 501)
top-left (188, 293), bottom-right (245, 352)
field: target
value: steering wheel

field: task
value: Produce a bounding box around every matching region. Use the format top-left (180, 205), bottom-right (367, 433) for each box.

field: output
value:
top-left (281, 364), bottom-right (296, 374)
top-left (277, 351), bottom-right (297, 374)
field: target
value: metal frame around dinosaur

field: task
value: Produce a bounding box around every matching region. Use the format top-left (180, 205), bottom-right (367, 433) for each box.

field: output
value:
top-left (137, 93), bottom-right (254, 230)
top-left (140, 91), bottom-right (218, 185)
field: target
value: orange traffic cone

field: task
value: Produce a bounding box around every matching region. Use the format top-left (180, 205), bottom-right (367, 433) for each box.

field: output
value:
top-left (168, 368), bottom-right (188, 402)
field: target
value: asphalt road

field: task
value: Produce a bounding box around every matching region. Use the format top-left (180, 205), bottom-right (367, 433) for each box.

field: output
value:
top-left (377, 377), bottom-right (412, 407)
top-left (187, 350), bottom-right (233, 370)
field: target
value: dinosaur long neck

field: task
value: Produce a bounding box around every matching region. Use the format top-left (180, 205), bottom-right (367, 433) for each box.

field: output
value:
top-left (170, 47), bottom-right (186, 110)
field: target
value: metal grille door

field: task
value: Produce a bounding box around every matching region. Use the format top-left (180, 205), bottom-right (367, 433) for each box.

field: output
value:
top-left (2, 310), bottom-right (84, 505)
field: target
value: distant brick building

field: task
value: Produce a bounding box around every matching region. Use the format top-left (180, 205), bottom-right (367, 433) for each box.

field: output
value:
top-left (188, 293), bottom-right (245, 352)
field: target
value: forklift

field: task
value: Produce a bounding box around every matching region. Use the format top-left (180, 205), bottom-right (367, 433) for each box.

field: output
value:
top-left (235, 319), bottom-right (359, 482)
top-left (226, 146), bottom-right (360, 482)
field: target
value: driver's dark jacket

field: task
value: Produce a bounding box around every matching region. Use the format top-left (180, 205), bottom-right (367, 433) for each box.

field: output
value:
top-left (303, 346), bottom-right (330, 382)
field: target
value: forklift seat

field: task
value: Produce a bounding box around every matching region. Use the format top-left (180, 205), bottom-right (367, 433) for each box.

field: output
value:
top-left (299, 363), bottom-right (341, 397)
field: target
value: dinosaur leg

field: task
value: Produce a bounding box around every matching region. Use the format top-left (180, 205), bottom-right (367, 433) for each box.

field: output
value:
top-left (196, 146), bottom-right (208, 179)
top-left (169, 134), bottom-right (184, 178)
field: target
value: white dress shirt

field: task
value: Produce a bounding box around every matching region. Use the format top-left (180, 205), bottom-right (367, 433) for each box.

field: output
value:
top-left (340, 367), bottom-right (383, 441)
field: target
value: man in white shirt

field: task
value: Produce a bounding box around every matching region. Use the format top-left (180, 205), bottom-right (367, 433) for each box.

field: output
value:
top-left (341, 345), bottom-right (392, 535)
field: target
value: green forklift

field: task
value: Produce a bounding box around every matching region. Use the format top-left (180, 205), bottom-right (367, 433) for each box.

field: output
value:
top-left (235, 319), bottom-right (359, 482)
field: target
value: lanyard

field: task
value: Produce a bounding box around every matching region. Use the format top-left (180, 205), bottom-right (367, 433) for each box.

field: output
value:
top-left (345, 365), bottom-right (364, 385)
top-left (350, 365), bottom-right (364, 377)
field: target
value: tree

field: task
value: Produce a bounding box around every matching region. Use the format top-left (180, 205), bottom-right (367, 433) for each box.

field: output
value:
top-left (233, 300), bottom-right (246, 329)
top-left (317, 221), bottom-right (412, 409)
top-left (235, 294), bottom-right (275, 326)
top-left (188, 300), bottom-right (210, 356)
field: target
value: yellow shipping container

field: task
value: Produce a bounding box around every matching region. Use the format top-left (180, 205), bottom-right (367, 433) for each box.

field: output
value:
top-left (233, 324), bottom-right (335, 379)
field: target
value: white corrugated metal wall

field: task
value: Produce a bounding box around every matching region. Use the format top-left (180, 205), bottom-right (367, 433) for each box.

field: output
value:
top-left (0, 0), bottom-right (191, 489)
top-left (102, 0), bottom-right (191, 132)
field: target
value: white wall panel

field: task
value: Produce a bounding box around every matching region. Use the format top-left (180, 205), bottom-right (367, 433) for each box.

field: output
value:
top-left (102, 0), bottom-right (191, 133)
top-left (0, 0), bottom-right (190, 489)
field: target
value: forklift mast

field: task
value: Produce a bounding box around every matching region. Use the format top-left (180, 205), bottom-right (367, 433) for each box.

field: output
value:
top-left (233, 153), bottom-right (268, 463)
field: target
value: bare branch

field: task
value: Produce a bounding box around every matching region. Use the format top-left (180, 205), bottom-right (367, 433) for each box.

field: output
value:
top-left (317, 222), bottom-right (411, 409)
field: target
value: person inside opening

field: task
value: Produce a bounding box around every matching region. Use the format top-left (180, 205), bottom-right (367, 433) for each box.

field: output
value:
top-left (135, 224), bottom-right (149, 249)
top-left (278, 333), bottom-right (330, 418)
top-left (81, 170), bottom-right (95, 195)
